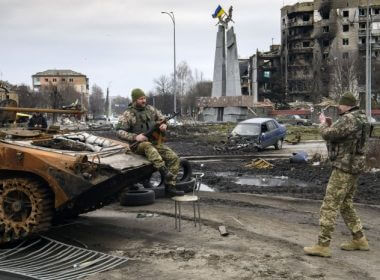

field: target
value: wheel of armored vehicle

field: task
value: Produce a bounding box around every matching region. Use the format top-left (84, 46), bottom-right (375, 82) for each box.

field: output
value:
top-left (0, 177), bottom-right (54, 243)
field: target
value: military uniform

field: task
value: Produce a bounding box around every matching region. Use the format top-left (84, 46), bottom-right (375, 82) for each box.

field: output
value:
top-left (318, 107), bottom-right (370, 245)
top-left (116, 103), bottom-right (180, 187)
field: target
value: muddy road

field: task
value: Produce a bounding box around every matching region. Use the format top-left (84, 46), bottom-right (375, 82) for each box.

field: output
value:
top-left (44, 192), bottom-right (380, 280)
top-left (27, 129), bottom-right (378, 280)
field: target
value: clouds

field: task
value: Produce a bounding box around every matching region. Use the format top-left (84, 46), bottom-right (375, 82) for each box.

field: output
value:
top-left (1, 0), bottom-right (310, 97)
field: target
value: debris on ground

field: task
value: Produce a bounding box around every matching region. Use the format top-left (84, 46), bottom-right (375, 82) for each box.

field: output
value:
top-left (289, 151), bottom-right (308, 163)
top-left (285, 132), bottom-right (301, 145)
top-left (218, 225), bottom-right (229, 236)
top-left (213, 136), bottom-right (259, 152)
top-left (245, 158), bottom-right (274, 169)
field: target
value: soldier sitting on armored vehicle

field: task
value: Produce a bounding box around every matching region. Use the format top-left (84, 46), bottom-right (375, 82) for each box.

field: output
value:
top-left (28, 113), bottom-right (47, 129)
top-left (116, 88), bottom-right (184, 197)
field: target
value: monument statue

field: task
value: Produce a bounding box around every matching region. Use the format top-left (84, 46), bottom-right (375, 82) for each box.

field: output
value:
top-left (211, 5), bottom-right (241, 98)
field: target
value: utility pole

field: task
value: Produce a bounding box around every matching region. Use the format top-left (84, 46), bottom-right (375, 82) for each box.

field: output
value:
top-left (366, 0), bottom-right (372, 121)
top-left (161, 11), bottom-right (177, 122)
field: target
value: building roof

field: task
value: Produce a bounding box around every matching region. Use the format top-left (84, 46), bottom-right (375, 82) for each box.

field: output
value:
top-left (32, 70), bottom-right (86, 77)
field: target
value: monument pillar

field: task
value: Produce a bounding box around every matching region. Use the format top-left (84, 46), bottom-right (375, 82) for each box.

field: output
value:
top-left (226, 27), bottom-right (242, 96)
top-left (211, 25), bottom-right (226, 97)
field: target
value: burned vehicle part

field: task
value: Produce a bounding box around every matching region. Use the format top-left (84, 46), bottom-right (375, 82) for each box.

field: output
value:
top-left (215, 118), bottom-right (287, 152)
top-left (0, 107), bottom-right (154, 244)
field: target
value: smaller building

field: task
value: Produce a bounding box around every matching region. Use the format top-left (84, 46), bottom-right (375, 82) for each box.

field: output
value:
top-left (0, 82), bottom-right (19, 105)
top-left (32, 69), bottom-right (89, 95)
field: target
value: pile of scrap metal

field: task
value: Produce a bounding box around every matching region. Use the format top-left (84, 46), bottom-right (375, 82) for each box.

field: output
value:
top-left (213, 135), bottom-right (259, 153)
top-left (32, 132), bottom-right (121, 152)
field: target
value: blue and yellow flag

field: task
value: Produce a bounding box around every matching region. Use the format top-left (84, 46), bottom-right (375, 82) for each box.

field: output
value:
top-left (212, 5), bottom-right (225, 19)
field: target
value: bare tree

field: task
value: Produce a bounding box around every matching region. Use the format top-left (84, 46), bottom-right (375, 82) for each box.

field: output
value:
top-left (89, 84), bottom-right (105, 116)
top-left (56, 82), bottom-right (81, 106)
top-left (329, 53), bottom-right (360, 100)
top-left (154, 75), bottom-right (172, 95)
top-left (111, 95), bottom-right (130, 116)
top-left (184, 80), bottom-right (212, 117)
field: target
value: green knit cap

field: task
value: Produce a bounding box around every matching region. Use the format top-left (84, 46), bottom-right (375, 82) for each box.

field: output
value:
top-left (131, 88), bottom-right (146, 102)
top-left (339, 93), bottom-right (357, 106)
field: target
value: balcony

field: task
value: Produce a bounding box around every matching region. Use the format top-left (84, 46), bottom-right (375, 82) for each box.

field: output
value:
top-left (288, 33), bottom-right (312, 41)
top-left (289, 47), bottom-right (314, 53)
top-left (287, 20), bottom-right (313, 28)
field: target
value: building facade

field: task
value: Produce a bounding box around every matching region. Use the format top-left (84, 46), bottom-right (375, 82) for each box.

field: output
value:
top-left (281, 0), bottom-right (380, 102)
top-left (32, 69), bottom-right (89, 95)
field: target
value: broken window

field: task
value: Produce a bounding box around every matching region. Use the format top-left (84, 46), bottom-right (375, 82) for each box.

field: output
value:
top-left (359, 8), bottom-right (366, 16)
top-left (62, 78), bottom-right (66, 82)
top-left (45, 78), bottom-right (48, 82)
top-left (52, 78), bottom-right (57, 82)
top-left (375, 8), bottom-right (380, 15)
top-left (321, 10), bottom-right (330, 20)
top-left (303, 14), bottom-right (310, 22)
top-left (343, 10), bottom-right (349, 18)
top-left (323, 26), bottom-right (329, 33)
top-left (343, 24), bottom-right (349, 32)
top-left (342, 52), bottom-right (349, 59)
top-left (69, 78), bottom-right (74, 82)
top-left (303, 41), bottom-right (310, 48)
top-left (323, 39), bottom-right (330, 47)
top-left (322, 53), bottom-right (329, 60)
top-left (343, 38), bottom-right (349, 45)
top-left (361, 37), bottom-right (366, 44)
top-left (360, 22), bottom-right (366, 29)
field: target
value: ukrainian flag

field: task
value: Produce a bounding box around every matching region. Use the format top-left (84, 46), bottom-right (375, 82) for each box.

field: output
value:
top-left (212, 5), bottom-right (225, 19)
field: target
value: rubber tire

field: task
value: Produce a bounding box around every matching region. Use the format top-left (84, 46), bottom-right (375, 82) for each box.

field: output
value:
top-left (178, 158), bottom-right (192, 182)
top-left (175, 177), bottom-right (196, 193)
top-left (120, 189), bottom-right (155, 206)
top-left (274, 139), bottom-right (283, 150)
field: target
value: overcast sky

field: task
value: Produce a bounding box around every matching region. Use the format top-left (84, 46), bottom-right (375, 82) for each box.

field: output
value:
top-left (1, 0), bottom-right (306, 98)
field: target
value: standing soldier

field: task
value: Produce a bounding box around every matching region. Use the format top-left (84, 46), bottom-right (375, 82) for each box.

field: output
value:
top-left (116, 88), bottom-right (184, 197)
top-left (304, 93), bottom-right (371, 257)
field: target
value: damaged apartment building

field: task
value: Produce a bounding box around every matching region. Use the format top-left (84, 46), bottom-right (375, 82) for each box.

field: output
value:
top-left (246, 0), bottom-right (380, 104)
top-left (280, 0), bottom-right (380, 102)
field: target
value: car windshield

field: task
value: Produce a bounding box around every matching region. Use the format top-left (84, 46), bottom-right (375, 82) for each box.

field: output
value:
top-left (231, 123), bottom-right (261, 136)
top-left (294, 115), bottom-right (301, 119)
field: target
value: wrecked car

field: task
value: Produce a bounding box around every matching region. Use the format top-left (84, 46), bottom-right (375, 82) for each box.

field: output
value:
top-left (0, 120), bottom-right (154, 244)
top-left (276, 114), bottom-right (312, 126)
top-left (230, 118), bottom-right (286, 150)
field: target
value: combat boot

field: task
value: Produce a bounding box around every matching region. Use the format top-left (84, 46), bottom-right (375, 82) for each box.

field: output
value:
top-left (303, 244), bottom-right (331, 258)
top-left (165, 184), bottom-right (184, 197)
top-left (158, 166), bottom-right (175, 183)
top-left (340, 237), bottom-right (369, 251)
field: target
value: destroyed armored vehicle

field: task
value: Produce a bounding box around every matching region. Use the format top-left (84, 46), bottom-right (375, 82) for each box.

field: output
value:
top-left (0, 107), bottom-right (154, 244)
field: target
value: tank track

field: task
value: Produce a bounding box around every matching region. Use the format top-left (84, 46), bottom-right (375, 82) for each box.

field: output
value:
top-left (0, 177), bottom-right (54, 244)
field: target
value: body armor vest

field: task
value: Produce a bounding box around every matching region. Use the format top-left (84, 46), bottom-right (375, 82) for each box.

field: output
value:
top-left (129, 107), bottom-right (156, 135)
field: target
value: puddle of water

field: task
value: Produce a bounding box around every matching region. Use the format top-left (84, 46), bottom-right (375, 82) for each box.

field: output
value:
top-left (200, 183), bottom-right (215, 192)
top-left (235, 175), bottom-right (308, 188)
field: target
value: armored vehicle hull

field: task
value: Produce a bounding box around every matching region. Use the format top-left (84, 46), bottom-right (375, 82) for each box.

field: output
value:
top-left (0, 130), bottom-right (153, 244)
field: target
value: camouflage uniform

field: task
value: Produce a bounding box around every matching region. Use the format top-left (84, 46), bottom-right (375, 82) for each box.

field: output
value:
top-left (318, 107), bottom-right (370, 245)
top-left (116, 103), bottom-right (180, 186)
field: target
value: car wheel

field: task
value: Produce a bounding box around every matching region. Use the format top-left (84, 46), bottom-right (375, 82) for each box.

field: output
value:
top-left (274, 139), bottom-right (283, 150)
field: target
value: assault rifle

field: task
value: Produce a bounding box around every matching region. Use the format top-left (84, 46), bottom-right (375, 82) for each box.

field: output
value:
top-left (130, 112), bottom-right (179, 148)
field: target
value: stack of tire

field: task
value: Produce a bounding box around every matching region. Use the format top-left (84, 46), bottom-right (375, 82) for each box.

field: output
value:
top-left (119, 158), bottom-right (193, 206)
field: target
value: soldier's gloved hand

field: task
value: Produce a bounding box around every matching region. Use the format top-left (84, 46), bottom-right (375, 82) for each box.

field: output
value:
top-left (135, 134), bottom-right (148, 142)
top-left (159, 123), bottom-right (167, 132)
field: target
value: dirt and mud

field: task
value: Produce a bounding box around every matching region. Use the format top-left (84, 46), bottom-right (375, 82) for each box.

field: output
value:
top-left (43, 126), bottom-right (380, 280)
